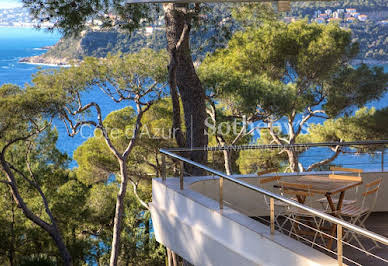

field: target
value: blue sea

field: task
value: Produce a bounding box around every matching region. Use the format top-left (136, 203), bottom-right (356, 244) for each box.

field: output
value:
top-left (0, 27), bottom-right (127, 165)
top-left (0, 27), bottom-right (387, 171)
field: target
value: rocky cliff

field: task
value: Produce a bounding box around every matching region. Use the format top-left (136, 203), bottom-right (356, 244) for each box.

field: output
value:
top-left (19, 29), bottom-right (167, 66)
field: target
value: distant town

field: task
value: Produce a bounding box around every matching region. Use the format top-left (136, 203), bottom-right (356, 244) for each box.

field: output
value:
top-left (0, 7), bottom-right (54, 28)
top-left (0, 7), bottom-right (166, 34)
top-left (284, 7), bottom-right (388, 25)
top-left (2, 6), bottom-right (388, 29)
top-left (313, 8), bottom-right (387, 24)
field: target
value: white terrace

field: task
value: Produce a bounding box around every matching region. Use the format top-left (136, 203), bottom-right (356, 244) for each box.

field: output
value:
top-left (151, 142), bottom-right (388, 266)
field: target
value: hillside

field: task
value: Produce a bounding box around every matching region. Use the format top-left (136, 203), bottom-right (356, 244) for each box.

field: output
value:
top-left (20, 29), bottom-right (167, 65)
top-left (291, 0), bottom-right (388, 63)
top-left (19, 1), bottom-right (388, 65)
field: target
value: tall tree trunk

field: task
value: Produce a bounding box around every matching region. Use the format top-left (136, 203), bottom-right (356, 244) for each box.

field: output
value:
top-left (216, 135), bottom-right (232, 175)
top-left (222, 150), bottom-right (232, 175)
top-left (286, 149), bottom-right (300, 172)
top-left (9, 193), bottom-right (15, 266)
top-left (164, 3), bottom-right (208, 174)
top-left (49, 229), bottom-right (72, 266)
top-left (110, 160), bottom-right (129, 266)
top-left (162, 5), bottom-right (208, 265)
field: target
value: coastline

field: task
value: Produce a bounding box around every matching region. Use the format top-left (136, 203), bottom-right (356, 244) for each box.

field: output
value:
top-left (19, 55), bottom-right (73, 67)
top-left (20, 54), bottom-right (388, 68)
top-left (19, 61), bottom-right (71, 67)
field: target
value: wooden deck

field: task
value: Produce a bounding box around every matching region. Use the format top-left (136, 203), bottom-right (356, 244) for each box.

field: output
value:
top-left (252, 212), bottom-right (388, 265)
top-left (342, 212), bottom-right (388, 266)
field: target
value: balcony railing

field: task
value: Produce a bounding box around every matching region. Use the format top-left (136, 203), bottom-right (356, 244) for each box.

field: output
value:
top-left (159, 140), bottom-right (388, 265)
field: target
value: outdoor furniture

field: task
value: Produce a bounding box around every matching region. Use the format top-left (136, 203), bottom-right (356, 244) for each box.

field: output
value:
top-left (329, 166), bottom-right (363, 176)
top-left (336, 178), bottom-right (383, 252)
top-left (276, 175), bottom-right (363, 249)
top-left (279, 182), bottom-right (326, 248)
top-left (258, 174), bottom-right (289, 232)
top-left (316, 169), bottom-right (363, 209)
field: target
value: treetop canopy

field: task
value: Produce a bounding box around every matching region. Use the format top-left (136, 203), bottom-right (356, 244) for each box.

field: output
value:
top-left (199, 20), bottom-right (388, 120)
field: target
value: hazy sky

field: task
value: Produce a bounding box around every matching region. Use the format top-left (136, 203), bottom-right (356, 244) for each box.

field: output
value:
top-left (0, 0), bottom-right (22, 9)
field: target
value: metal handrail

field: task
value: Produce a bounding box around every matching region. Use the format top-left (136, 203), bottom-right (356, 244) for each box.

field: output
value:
top-left (159, 148), bottom-right (388, 247)
top-left (163, 140), bottom-right (388, 152)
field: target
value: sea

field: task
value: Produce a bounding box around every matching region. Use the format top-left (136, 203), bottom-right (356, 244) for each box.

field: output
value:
top-left (0, 27), bottom-right (127, 167)
top-left (0, 27), bottom-right (387, 171)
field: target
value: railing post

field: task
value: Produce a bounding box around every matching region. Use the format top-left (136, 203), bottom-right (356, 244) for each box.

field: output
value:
top-left (161, 154), bottom-right (166, 182)
top-left (270, 197), bottom-right (275, 235)
top-left (180, 161), bottom-right (184, 190)
top-left (212, 150), bottom-right (215, 177)
top-left (381, 146), bottom-right (385, 173)
top-left (337, 224), bottom-right (343, 266)
top-left (219, 176), bottom-right (224, 210)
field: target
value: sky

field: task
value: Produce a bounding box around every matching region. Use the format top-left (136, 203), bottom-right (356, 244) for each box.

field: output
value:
top-left (0, 0), bottom-right (22, 9)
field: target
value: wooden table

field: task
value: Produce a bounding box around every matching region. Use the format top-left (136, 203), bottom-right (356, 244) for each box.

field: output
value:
top-left (277, 175), bottom-right (363, 249)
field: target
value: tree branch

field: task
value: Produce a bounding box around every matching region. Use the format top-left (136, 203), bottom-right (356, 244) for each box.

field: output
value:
top-left (306, 145), bottom-right (342, 171)
top-left (268, 121), bottom-right (288, 145)
top-left (0, 155), bottom-right (52, 232)
top-left (231, 117), bottom-right (248, 145)
top-left (166, 20), bottom-right (188, 148)
top-left (295, 109), bottom-right (327, 137)
top-left (0, 121), bottom-right (49, 159)
top-left (25, 144), bottom-right (58, 226)
top-left (122, 103), bottom-right (148, 159)
top-left (130, 180), bottom-right (149, 210)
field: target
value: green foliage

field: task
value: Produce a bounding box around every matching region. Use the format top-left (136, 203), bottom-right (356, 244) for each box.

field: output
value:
top-left (231, 2), bottom-right (278, 28)
top-left (33, 49), bottom-right (168, 101)
top-left (74, 98), bottom-right (179, 186)
top-left (350, 21), bottom-right (388, 61)
top-left (80, 182), bottom-right (165, 265)
top-left (0, 108), bottom-right (167, 265)
top-left (0, 127), bottom-right (92, 265)
top-left (73, 107), bottom-right (136, 185)
top-left (290, 1), bottom-right (388, 61)
top-left (0, 49), bottom-right (170, 264)
top-left (324, 64), bottom-right (388, 116)
top-left (237, 129), bottom-right (288, 174)
top-left (0, 84), bottom-right (65, 143)
top-left (304, 107), bottom-right (388, 143)
top-left (74, 135), bottom-right (118, 185)
top-left (27, 1), bottom-right (388, 64)
top-left (20, 256), bottom-right (56, 266)
top-left (200, 20), bottom-right (388, 172)
top-left (205, 101), bottom-right (252, 173)
top-left (200, 20), bottom-right (387, 119)
top-left (72, 102), bottom-right (174, 265)
top-left (22, 0), bottom-right (156, 35)
top-left (26, 3), bottom-right (277, 64)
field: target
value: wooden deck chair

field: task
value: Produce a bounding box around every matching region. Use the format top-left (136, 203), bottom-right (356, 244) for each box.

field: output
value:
top-left (258, 174), bottom-right (289, 232)
top-left (338, 178), bottom-right (383, 252)
top-left (316, 167), bottom-right (363, 208)
top-left (279, 182), bottom-right (325, 247)
top-left (330, 166), bottom-right (363, 177)
top-left (256, 168), bottom-right (278, 176)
